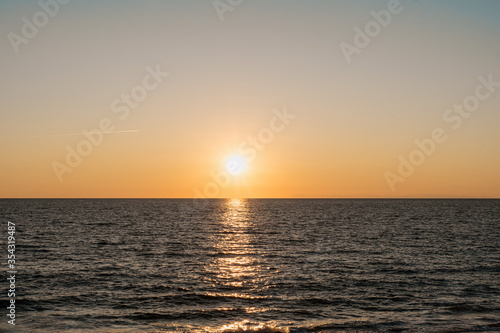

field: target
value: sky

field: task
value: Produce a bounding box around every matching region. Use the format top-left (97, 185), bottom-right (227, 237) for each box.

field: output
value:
top-left (1, 0), bottom-right (499, 198)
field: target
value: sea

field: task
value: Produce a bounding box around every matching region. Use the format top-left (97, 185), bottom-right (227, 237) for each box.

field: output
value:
top-left (0, 199), bottom-right (499, 332)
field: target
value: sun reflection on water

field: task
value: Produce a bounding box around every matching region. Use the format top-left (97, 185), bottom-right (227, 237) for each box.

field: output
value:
top-left (201, 199), bottom-right (278, 331)
top-left (218, 319), bottom-right (282, 332)
top-left (205, 199), bottom-right (264, 290)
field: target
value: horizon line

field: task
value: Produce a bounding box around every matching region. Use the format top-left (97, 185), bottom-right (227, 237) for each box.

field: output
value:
top-left (1, 197), bottom-right (499, 200)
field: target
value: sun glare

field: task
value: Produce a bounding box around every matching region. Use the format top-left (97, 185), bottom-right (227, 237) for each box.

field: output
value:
top-left (226, 155), bottom-right (246, 176)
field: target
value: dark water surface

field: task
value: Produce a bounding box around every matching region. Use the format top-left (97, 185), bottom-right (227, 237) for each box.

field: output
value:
top-left (1, 199), bottom-right (499, 332)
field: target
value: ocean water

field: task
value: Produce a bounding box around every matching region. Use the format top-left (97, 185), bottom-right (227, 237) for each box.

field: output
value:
top-left (1, 199), bottom-right (499, 332)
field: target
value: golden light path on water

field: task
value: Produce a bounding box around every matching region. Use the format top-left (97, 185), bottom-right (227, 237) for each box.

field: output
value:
top-left (203, 199), bottom-right (282, 332)
top-left (207, 199), bottom-right (259, 290)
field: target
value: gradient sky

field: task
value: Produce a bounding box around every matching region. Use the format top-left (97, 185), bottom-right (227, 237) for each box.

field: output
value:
top-left (1, 0), bottom-right (499, 198)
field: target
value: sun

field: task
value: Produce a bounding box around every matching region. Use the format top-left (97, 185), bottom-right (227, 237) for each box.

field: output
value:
top-left (225, 154), bottom-right (246, 176)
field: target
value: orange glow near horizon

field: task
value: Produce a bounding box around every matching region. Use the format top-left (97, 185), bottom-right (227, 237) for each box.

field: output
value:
top-left (1, 2), bottom-right (500, 198)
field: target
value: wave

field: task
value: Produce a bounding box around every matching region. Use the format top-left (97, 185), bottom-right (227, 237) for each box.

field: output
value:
top-left (215, 320), bottom-right (500, 333)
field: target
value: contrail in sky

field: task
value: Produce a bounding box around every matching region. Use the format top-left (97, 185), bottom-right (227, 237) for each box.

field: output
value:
top-left (23, 129), bottom-right (139, 139)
